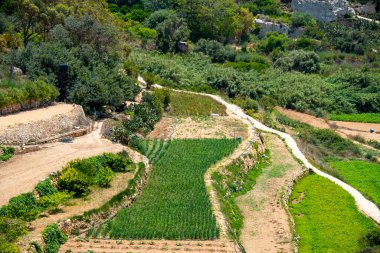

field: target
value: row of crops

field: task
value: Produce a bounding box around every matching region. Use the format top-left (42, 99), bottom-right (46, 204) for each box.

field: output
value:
top-left (93, 138), bottom-right (239, 240)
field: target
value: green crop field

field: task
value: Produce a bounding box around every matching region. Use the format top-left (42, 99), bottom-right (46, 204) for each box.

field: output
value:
top-left (168, 91), bottom-right (227, 117)
top-left (289, 174), bottom-right (378, 253)
top-left (96, 138), bottom-right (239, 240)
top-left (329, 113), bottom-right (380, 123)
top-left (329, 160), bottom-right (380, 208)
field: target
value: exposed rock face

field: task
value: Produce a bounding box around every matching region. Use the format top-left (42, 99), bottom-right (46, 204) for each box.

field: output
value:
top-left (291, 0), bottom-right (355, 22)
top-left (254, 15), bottom-right (289, 37)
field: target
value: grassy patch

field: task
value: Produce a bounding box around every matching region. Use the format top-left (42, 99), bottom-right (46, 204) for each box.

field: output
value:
top-left (98, 139), bottom-right (239, 240)
top-left (168, 91), bottom-right (226, 117)
top-left (329, 160), bottom-right (380, 208)
top-left (289, 174), bottom-right (378, 253)
top-left (329, 113), bottom-right (380, 123)
top-left (0, 146), bottom-right (15, 161)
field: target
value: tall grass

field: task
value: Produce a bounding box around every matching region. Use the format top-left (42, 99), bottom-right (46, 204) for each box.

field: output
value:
top-left (97, 139), bottom-right (239, 240)
top-left (168, 91), bottom-right (227, 117)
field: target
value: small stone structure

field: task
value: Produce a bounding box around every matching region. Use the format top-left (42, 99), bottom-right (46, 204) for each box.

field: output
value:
top-left (0, 104), bottom-right (91, 145)
top-left (291, 0), bottom-right (355, 22)
top-left (254, 15), bottom-right (289, 37)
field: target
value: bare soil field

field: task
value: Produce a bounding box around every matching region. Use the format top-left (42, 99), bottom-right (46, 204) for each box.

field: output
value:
top-left (0, 103), bottom-right (77, 129)
top-left (237, 134), bottom-right (303, 253)
top-left (0, 122), bottom-right (127, 206)
top-left (148, 115), bottom-right (248, 140)
top-left (332, 121), bottom-right (380, 142)
top-left (276, 107), bottom-right (380, 142)
top-left (60, 239), bottom-right (237, 253)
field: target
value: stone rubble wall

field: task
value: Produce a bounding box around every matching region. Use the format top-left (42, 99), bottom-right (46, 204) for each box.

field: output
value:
top-left (0, 104), bottom-right (92, 146)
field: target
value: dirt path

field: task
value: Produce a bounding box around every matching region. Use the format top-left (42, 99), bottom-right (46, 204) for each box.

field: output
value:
top-left (0, 122), bottom-right (127, 206)
top-left (237, 134), bottom-right (302, 253)
top-left (60, 239), bottom-right (236, 253)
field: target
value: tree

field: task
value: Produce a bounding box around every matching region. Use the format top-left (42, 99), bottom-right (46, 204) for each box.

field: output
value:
top-left (13, 0), bottom-right (42, 47)
top-left (258, 32), bottom-right (288, 53)
top-left (177, 0), bottom-right (239, 42)
top-left (156, 14), bottom-right (190, 53)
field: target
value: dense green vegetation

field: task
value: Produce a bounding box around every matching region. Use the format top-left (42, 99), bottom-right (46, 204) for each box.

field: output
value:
top-left (168, 91), bottom-right (227, 117)
top-left (329, 160), bottom-right (380, 208)
top-left (0, 79), bottom-right (59, 115)
top-left (42, 224), bottom-right (68, 253)
top-left (213, 147), bottom-right (269, 239)
top-left (329, 113), bottom-right (380, 123)
top-left (0, 146), bottom-right (15, 161)
top-left (96, 139), bottom-right (239, 240)
top-left (289, 174), bottom-right (379, 253)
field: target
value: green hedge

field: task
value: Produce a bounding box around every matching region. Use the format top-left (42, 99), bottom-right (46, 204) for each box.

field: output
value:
top-left (0, 80), bottom-right (59, 115)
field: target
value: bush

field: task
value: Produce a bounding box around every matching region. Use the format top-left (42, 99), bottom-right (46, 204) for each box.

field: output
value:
top-left (38, 192), bottom-right (73, 209)
top-left (0, 242), bottom-right (20, 253)
top-left (0, 217), bottom-right (27, 243)
top-left (0, 193), bottom-right (40, 221)
top-left (42, 224), bottom-right (67, 253)
top-left (94, 166), bottom-right (114, 187)
top-left (35, 179), bottom-right (58, 197)
top-left (258, 32), bottom-right (288, 53)
top-left (156, 15), bottom-right (190, 53)
top-left (360, 230), bottom-right (380, 248)
top-left (194, 39), bottom-right (237, 63)
top-left (0, 146), bottom-right (15, 161)
top-left (291, 12), bottom-right (316, 27)
top-left (96, 153), bottom-right (133, 172)
top-left (274, 50), bottom-right (320, 73)
top-left (57, 168), bottom-right (91, 196)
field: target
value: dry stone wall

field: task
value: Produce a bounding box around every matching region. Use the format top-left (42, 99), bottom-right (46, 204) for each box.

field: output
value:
top-left (0, 104), bottom-right (91, 145)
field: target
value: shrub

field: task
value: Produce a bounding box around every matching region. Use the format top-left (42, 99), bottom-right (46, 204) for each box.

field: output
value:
top-left (96, 153), bottom-right (132, 173)
top-left (94, 166), bottom-right (114, 188)
top-left (35, 179), bottom-right (58, 197)
top-left (66, 159), bottom-right (99, 178)
top-left (156, 15), bottom-right (190, 53)
top-left (0, 242), bottom-right (20, 253)
top-left (142, 72), bottom-right (156, 89)
top-left (0, 193), bottom-right (40, 221)
top-left (0, 217), bottom-right (27, 242)
top-left (258, 32), bottom-right (288, 53)
top-left (194, 39), bottom-right (237, 63)
top-left (274, 50), bottom-right (320, 73)
top-left (42, 224), bottom-right (68, 253)
top-left (38, 192), bottom-right (73, 209)
top-left (57, 168), bottom-right (91, 196)
top-left (291, 12), bottom-right (316, 27)
top-left (0, 146), bottom-right (15, 161)
top-left (360, 230), bottom-right (380, 248)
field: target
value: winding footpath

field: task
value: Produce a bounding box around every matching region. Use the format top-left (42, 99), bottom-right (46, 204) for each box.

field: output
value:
top-left (209, 93), bottom-right (380, 224)
top-left (141, 76), bottom-right (380, 224)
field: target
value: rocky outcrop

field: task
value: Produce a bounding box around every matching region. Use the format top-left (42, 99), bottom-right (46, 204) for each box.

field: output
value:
top-left (0, 104), bottom-right (91, 145)
top-left (254, 15), bottom-right (289, 37)
top-left (291, 0), bottom-right (355, 22)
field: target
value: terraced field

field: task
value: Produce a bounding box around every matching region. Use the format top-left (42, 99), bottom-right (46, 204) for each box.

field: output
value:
top-left (92, 139), bottom-right (239, 240)
top-left (289, 174), bottom-right (378, 252)
top-left (329, 160), bottom-right (380, 208)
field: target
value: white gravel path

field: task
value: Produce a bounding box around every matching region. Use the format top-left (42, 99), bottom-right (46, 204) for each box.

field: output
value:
top-left (209, 94), bottom-right (380, 224)
top-left (140, 76), bottom-right (380, 224)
